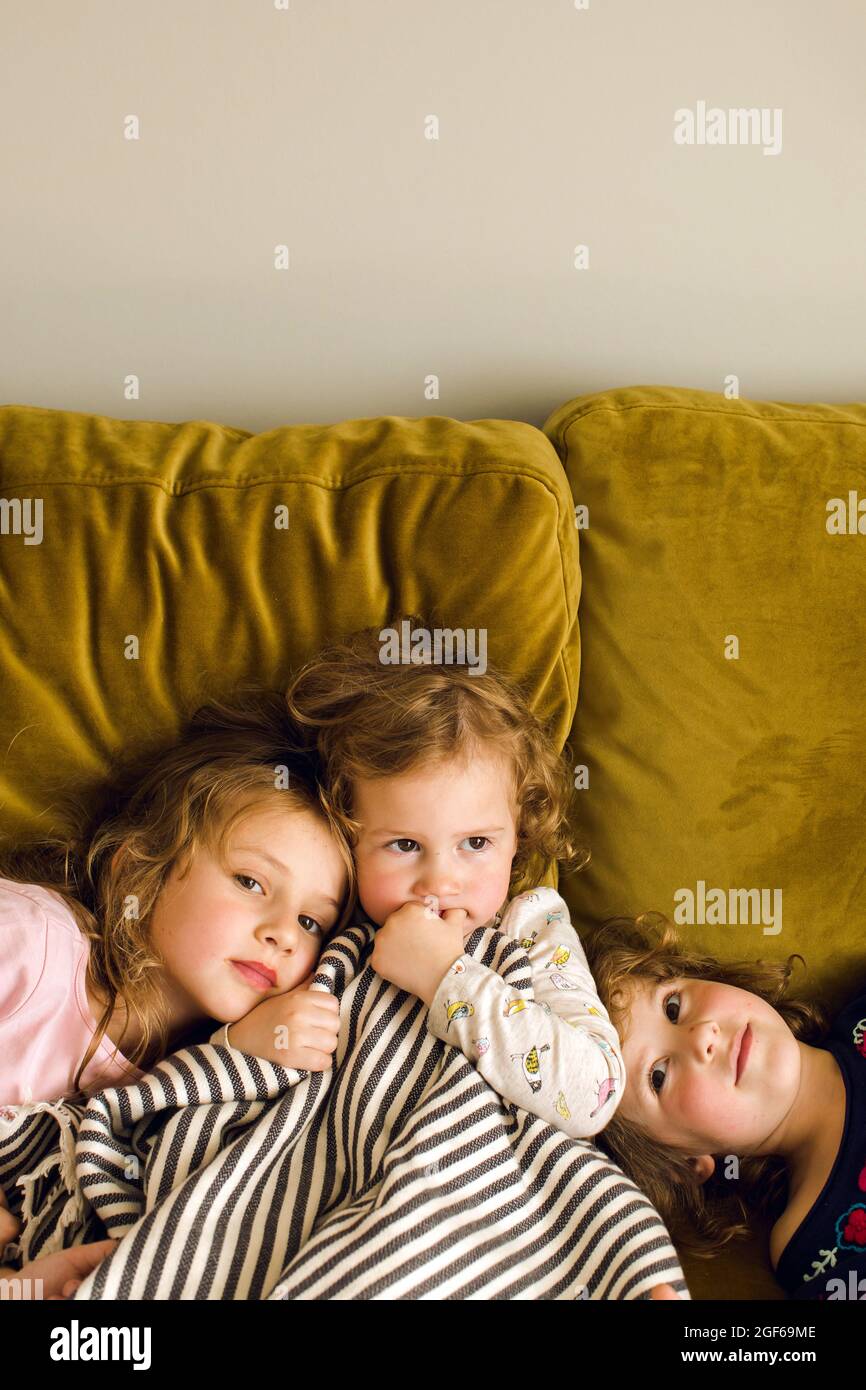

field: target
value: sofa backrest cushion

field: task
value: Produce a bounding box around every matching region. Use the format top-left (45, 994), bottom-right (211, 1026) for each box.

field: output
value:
top-left (0, 404), bottom-right (579, 874)
top-left (544, 385), bottom-right (866, 1010)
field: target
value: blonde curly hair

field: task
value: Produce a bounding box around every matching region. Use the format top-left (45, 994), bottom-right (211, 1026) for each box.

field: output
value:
top-left (0, 687), bottom-right (356, 1096)
top-left (283, 615), bottom-right (589, 899)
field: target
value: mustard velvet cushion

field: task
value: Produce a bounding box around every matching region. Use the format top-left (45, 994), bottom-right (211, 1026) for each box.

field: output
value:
top-left (0, 405), bottom-right (579, 860)
top-left (544, 385), bottom-right (866, 1015)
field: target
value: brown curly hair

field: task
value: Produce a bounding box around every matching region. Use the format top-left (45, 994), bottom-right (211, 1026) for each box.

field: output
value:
top-left (0, 687), bottom-right (356, 1097)
top-left (283, 615), bottom-right (588, 898)
top-left (582, 912), bottom-right (831, 1259)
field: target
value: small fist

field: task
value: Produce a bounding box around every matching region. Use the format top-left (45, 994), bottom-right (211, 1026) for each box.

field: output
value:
top-left (371, 901), bottom-right (468, 1005)
top-left (227, 972), bottom-right (340, 1070)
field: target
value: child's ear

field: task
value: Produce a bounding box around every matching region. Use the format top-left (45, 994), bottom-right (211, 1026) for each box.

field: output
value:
top-left (685, 1154), bottom-right (716, 1184)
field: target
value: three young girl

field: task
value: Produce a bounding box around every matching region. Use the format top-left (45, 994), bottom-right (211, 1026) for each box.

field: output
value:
top-left (5, 617), bottom-right (853, 1299)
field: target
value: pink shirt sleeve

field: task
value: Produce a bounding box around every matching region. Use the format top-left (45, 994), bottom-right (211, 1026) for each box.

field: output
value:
top-left (0, 876), bottom-right (143, 1105)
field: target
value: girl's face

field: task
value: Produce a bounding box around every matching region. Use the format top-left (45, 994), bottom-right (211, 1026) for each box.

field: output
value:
top-left (617, 975), bottom-right (802, 1159)
top-left (148, 799), bottom-right (348, 1029)
top-left (351, 749), bottom-right (519, 932)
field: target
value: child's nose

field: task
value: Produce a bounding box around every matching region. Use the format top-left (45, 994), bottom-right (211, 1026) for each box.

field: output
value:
top-left (690, 1019), bottom-right (721, 1060)
top-left (263, 912), bottom-right (301, 952)
top-left (414, 860), bottom-right (461, 898)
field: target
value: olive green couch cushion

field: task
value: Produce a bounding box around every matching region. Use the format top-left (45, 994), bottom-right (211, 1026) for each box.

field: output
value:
top-left (543, 385), bottom-right (866, 1014)
top-left (544, 384), bottom-right (866, 1298)
top-left (0, 405), bottom-right (579, 860)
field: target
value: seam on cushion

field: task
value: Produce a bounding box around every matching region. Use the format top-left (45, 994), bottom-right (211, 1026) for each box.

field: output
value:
top-left (0, 461), bottom-right (578, 710)
top-left (557, 622), bottom-right (578, 727)
top-left (555, 402), bottom-right (866, 432)
top-left (0, 462), bottom-right (571, 495)
top-left (0, 405), bottom-right (252, 441)
top-left (0, 464), bottom-right (581, 634)
top-left (0, 460), bottom-right (578, 639)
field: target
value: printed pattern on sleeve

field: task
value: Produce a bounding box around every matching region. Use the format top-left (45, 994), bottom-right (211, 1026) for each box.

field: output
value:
top-left (426, 887), bottom-right (625, 1138)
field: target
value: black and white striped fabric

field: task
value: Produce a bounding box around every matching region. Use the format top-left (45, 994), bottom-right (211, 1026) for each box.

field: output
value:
top-left (1, 919), bottom-right (690, 1300)
top-left (0, 1097), bottom-right (96, 1264)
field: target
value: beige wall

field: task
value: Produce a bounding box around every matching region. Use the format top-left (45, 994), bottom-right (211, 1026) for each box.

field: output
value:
top-left (2, 0), bottom-right (864, 431)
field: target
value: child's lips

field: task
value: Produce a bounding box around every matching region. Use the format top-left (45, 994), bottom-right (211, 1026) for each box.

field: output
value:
top-left (734, 1023), bottom-right (752, 1083)
top-left (231, 960), bottom-right (276, 992)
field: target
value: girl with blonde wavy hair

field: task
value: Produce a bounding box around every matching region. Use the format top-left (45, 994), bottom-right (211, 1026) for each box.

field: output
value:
top-left (0, 689), bottom-right (355, 1110)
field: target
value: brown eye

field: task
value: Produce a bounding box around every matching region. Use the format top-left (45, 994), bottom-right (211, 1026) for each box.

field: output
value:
top-left (235, 874), bottom-right (264, 895)
top-left (461, 836), bottom-right (491, 852)
top-left (650, 1061), bottom-right (668, 1094)
top-left (648, 990), bottom-right (681, 1095)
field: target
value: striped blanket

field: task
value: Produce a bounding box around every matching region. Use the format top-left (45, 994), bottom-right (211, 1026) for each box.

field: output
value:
top-left (0, 919), bottom-right (690, 1300)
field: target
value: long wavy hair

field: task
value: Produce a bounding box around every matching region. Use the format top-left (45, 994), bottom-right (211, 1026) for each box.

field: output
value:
top-left (582, 912), bottom-right (831, 1259)
top-left (283, 616), bottom-right (589, 898)
top-left (0, 688), bottom-right (356, 1097)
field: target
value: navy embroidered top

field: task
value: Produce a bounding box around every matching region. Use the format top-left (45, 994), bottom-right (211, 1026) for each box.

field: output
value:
top-left (775, 983), bottom-right (866, 1300)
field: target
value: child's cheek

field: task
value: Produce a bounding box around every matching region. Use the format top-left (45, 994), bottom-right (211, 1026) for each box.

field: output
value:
top-left (358, 850), bottom-right (392, 891)
top-left (468, 860), bottom-right (508, 920)
top-left (355, 853), bottom-right (402, 921)
top-left (679, 1075), bottom-right (734, 1145)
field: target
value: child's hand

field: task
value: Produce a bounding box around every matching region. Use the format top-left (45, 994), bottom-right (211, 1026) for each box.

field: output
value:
top-left (371, 901), bottom-right (467, 1005)
top-left (0, 1239), bottom-right (120, 1299)
top-left (226, 972), bottom-right (341, 1070)
top-left (0, 1183), bottom-right (21, 1249)
top-left (649, 1283), bottom-right (681, 1299)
